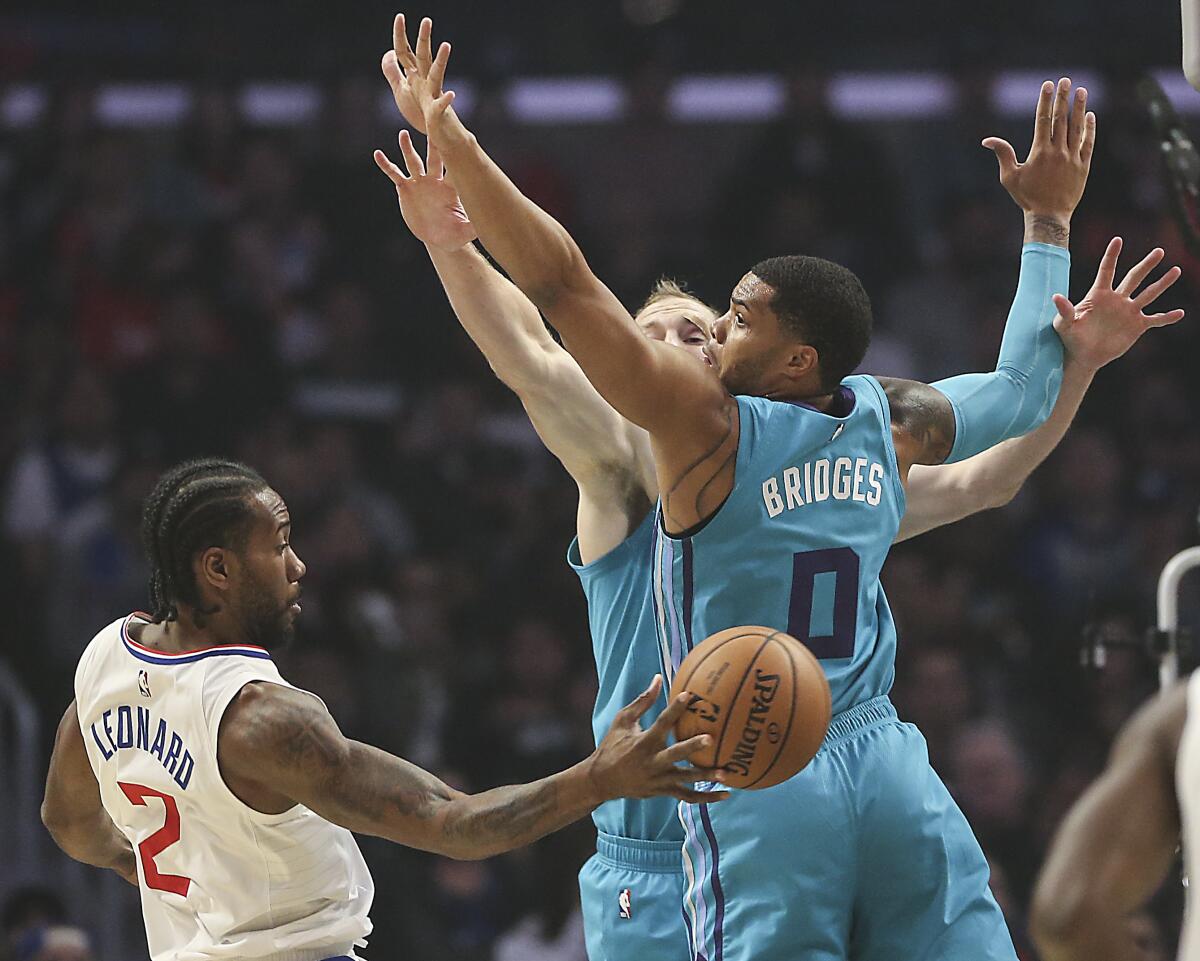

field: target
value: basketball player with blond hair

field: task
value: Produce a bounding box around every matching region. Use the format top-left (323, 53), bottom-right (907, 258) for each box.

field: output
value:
top-left (41, 459), bottom-right (726, 961)
top-left (376, 16), bottom-right (1185, 960)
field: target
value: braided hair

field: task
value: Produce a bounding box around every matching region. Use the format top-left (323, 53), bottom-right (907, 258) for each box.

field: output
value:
top-left (140, 459), bottom-right (269, 623)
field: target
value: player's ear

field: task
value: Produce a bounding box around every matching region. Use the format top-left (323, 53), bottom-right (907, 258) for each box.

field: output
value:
top-left (198, 547), bottom-right (230, 592)
top-left (785, 344), bottom-right (819, 382)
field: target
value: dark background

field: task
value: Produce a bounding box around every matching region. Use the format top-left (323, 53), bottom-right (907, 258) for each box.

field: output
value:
top-left (1, 2), bottom-right (1198, 959)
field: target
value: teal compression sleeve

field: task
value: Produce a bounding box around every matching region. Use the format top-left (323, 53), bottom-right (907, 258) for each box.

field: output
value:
top-left (931, 242), bottom-right (1068, 463)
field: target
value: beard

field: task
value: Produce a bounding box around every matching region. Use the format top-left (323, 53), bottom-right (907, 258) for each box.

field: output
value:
top-left (238, 576), bottom-right (297, 652)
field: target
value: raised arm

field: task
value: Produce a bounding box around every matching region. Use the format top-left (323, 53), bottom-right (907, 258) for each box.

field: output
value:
top-left (883, 79), bottom-right (1094, 474)
top-left (898, 238), bottom-right (1184, 540)
top-left (1030, 683), bottom-right (1187, 961)
top-left (42, 701), bottom-right (138, 885)
top-left (218, 677), bottom-right (725, 861)
top-left (373, 129), bottom-right (651, 559)
top-left (379, 17), bottom-right (735, 535)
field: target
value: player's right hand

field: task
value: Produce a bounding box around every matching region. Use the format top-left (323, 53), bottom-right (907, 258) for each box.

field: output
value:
top-left (374, 130), bottom-right (478, 251)
top-left (385, 14), bottom-right (457, 141)
top-left (982, 77), bottom-right (1096, 221)
top-left (586, 675), bottom-right (731, 805)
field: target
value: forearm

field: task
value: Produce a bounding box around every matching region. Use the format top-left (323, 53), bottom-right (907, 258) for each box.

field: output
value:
top-left (434, 111), bottom-right (590, 311)
top-left (45, 814), bottom-right (138, 883)
top-left (426, 242), bottom-right (559, 392)
top-left (431, 111), bottom-right (666, 428)
top-left (435, 759), bottom-right (601, 860)
top-left (932, 240), bottom-right (1069, 462)
top-left (898, 358), bottom-right (1092, 540)
top-left (316, 739), bottom-right (602, 860)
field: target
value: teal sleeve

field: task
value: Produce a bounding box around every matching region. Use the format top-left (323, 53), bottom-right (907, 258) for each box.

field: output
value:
top-left (931, 242), bottom-right (1068, 463)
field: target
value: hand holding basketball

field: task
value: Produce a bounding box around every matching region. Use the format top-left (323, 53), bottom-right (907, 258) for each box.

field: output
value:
top-left (586, 675), bottom-right (731, 805)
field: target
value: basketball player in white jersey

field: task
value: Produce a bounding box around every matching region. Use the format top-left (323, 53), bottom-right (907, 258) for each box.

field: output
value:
top-left (40, 458), bottom-right (726, 961)
top-left (1030, 676), bottom-right (1194, 960)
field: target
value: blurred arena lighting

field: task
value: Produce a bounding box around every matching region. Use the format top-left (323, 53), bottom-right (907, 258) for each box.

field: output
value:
top-left (94, 84), bottom-right (191, 126)
top-left (1, 84), bottom-right (46, 127)
top-left (621, 0), bottom-right (685, 26)
top-left (1152, 69), bottom-right (1200, 114)
top-left (828, 72), bottom-right (957, 119)
top-left (505, 77), bottom-right (627, 123)
top-left (7, 69), bottom-right (1200, 130)
top-left (238, 83), bottom-right (323, 125)
top-left (991, 70), bottom-right (1107, 115)
top-left (667, 74), bottom-right (787, 121)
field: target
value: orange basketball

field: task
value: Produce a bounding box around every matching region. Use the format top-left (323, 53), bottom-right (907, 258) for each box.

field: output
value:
top-left (669, 626), bottom-right (832, 790)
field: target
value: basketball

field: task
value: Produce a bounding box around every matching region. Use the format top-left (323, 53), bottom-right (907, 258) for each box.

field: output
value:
top-left (669, 626), bottom-right (832, 790)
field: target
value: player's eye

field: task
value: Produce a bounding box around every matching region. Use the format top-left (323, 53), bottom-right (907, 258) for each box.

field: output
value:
top-left (734, 313), bottom-right (746, 328)
top-left (278, 542), bottom-right (290, 554)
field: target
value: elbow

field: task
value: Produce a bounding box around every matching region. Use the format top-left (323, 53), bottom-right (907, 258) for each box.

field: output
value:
top-left (985, 482), bottom-right (1021, 511)
top-left (524, 245), bottom-right (591, 314)
top-left (1029, 878), bottom-right (1099, 957)
top-left (40, 801), bottom-right (75, 854)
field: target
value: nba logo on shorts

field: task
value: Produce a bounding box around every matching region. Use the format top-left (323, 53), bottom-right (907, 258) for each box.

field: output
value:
top-left (618, 888), bottom-right (632, 919)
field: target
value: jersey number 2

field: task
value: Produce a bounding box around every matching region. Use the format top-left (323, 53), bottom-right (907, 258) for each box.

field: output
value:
top-left (787, 547), bottom-right (860, 659)
top-left (118, 781), bottom-right (192, 896)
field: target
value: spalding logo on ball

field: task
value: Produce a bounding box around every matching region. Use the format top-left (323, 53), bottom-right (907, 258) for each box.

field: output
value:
top-left (669, 626), bottom-right (832, 790)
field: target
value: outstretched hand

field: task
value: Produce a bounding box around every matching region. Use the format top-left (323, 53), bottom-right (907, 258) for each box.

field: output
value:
top-left (374, 129), bottom-right (477, 250)
top-left (983, 78), bottom-right (1096, 220)
top-left (381, 14), bottom-right (456, 140)
top-left (587, 675), bottom-right (730, 805)
top-left (1053, 236), bottom-right (1185, 371)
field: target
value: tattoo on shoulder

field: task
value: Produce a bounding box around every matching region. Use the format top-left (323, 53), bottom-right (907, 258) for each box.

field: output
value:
top-left (880, 378), bottom-right (956, 466)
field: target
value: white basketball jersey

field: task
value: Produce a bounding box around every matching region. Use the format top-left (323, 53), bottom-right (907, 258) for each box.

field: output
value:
top-left (74, 613), bottom-right (374, 961)
top-left (1177, 671), bottom-right (1200, 961)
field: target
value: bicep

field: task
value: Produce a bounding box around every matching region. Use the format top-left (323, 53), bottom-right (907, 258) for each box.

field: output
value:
top-left (878, 377), bottom-right (957, 471)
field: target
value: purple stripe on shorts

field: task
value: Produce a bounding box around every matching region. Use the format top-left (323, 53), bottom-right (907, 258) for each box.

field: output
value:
top-left (697, 803), bottom-right (726, 961)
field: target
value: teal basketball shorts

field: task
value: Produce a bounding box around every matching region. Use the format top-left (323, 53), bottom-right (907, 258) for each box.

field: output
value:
top-left (679, 696), bottom-right (1017, 961)
top-left (579, 832), bottom-right (691, 961)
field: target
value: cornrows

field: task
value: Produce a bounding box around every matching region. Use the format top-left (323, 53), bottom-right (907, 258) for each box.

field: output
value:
top-left (139, 459), bottom-right (268, 623)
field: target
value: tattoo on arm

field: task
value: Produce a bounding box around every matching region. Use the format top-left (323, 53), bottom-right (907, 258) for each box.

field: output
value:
top-left (1024, 214), bottom-right (1070, 247)
top-left (442, 779), bottom-right (563, 847)
top-left (660, 402), bottom-right (737, 532)
top-left (879, 378), bottom-right (957, 467)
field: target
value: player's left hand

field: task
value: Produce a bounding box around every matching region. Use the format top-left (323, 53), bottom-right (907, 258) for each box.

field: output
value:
top-left (1053, 236), bottom-right (1185, 371)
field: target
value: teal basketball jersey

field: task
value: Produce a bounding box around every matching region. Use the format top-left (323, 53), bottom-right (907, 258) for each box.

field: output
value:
top-left (569, 510), bottom-right (685, 842)
top-left (652, 375), bottom-right (905, 716)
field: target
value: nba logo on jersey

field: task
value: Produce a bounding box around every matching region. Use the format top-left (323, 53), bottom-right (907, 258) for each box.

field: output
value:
top-left (138, 670), bottom-right (152, 698)
top-left (618, 888), bottom-right (632, 919)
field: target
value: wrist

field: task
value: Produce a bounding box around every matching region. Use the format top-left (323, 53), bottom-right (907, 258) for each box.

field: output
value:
top-left (1023, 211), bottom-right (1071, 247)
top-left (1062, 352), bottom-right (1101, 381)
top-left (574, 753), bottom-right (608, 808)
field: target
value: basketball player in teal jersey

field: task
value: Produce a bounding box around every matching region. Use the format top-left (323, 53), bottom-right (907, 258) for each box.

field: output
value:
top-left (375, 17), bottom-right (1186, 961)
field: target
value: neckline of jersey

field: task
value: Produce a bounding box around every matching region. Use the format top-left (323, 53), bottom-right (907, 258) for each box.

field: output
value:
top-left (120, 612), bottom-right (272, 660)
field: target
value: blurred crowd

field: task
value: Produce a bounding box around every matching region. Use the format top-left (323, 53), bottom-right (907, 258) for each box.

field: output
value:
top-left (2, 49), bottom-right (1200, 961)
